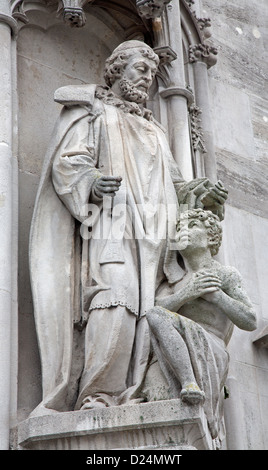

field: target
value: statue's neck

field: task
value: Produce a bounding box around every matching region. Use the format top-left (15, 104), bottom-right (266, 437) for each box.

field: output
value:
top-left (182, 250), bottom-right (213, 274)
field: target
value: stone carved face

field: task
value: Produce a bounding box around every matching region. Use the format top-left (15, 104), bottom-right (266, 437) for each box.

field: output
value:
top-left (176, 209), bottom-right (222, 256)
top-left (104, 41), bottom-right (159, 104)
top-left (176, 217), bottom-right (210, 255)
top-left (119, 53), bottom-right (158, 103)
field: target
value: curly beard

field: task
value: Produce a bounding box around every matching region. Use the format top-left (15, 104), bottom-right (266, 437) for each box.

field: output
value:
top-left (119, 77), bottom-right (149, 104)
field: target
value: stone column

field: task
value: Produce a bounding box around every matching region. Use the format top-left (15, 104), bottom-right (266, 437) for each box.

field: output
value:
top-left (0, 0), bottom-right (18, 450)
top-left (189, 44), bottom-right (218, 182)
top-left (160, 1), bottom-right (193, 181)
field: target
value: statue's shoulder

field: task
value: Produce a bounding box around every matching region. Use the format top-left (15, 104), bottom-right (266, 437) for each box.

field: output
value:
top-left (214, 262), bottom-right (243, 290)
top-left (54, 84), bottom-right (98, 107)
top-left (151, 117), bottom-right (167, 133)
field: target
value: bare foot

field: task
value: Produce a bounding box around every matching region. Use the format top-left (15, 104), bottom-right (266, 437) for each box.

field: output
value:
top-left (180, 382), bottom-right (205, 405)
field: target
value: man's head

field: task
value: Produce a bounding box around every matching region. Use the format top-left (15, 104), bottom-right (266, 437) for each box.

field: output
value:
top-left (104, 40), bottom-right (159, 103)
top-left (176, 209), bottom-right (222, 256)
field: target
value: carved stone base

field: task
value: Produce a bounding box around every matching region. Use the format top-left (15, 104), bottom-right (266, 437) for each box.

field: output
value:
top-left (11, 399), bottom-right (214, 450)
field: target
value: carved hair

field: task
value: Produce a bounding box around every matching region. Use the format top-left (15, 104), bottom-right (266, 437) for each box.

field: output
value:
top-left (177, 209), bottom-right (222, 256)
top-left (104, 41), bottom-right (159, 87)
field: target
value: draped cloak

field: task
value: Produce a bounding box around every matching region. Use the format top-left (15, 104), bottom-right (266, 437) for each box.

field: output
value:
top-left (29, 84), bottom-right (216, 412)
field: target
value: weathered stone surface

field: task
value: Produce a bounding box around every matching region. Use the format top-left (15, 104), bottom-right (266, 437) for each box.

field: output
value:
top-left (12, 399), bottom-right (213, 450)
top-left (253, 325), bottom-right (268, 348)
top-left (216, 151), bottom-right (268, 219)
top-left (200, 1), bottom-right (268, 449)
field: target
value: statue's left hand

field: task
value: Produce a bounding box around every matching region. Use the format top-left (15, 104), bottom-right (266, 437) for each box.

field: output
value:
top-left (201, 180), bottom-right (228, 209)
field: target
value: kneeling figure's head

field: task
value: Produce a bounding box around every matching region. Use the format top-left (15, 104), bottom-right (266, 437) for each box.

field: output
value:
top-left (176, 209), bottom-right (222, 257)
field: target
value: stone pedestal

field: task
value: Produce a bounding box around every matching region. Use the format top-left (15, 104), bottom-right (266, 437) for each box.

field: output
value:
top-left (11, 399), bottom-right (213, 450)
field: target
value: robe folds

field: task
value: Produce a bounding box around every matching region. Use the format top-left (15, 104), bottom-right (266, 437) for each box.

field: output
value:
top-left (29, 84), bottom-right (214, 412)
top-left (147, 307), bottom-right (229, 441)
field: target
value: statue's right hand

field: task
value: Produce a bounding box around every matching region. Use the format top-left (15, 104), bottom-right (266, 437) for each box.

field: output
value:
top-left (92, 175), bottom-right (122, 199)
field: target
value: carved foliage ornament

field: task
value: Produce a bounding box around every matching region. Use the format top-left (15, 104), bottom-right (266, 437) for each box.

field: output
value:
top-left (60, 0), bottom-right (173, 26)
top-left (61, 0), bottom-right (87, 27)
top-left (189, 103), bottom-right (207, 153)
top-left (136, 0), bottom-right (171, 19)
top-left (189, 43), bottom-right (218, 68)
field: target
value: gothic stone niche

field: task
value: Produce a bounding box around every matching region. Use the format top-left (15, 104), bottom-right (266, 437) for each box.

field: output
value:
top-left (10, 0), bottom-right (258, 452)
top-left (23, 38), bottom-right (257, 451)
top-left (60, 0), bottom-right (173, 27)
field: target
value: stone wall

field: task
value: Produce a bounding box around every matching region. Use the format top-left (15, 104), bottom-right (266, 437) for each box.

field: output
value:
top-left (202, 0), bottom-right (268, 449)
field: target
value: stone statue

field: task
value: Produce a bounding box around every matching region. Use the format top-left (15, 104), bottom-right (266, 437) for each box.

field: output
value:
top-left (146, 208), bottom-right (257, 442)
top-left (29, 40), bottom-right (228, 415)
